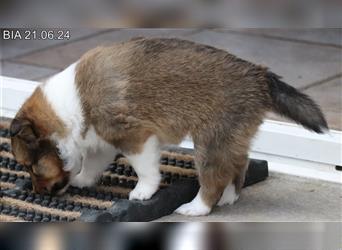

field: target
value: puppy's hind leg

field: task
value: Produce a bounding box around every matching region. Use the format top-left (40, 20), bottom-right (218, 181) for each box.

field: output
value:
top-left (217, 157), bottom-right (248, 207)
top-left (125, 135), bottom-right (161, 201)
top-left (175, 141), bottom-right (246, 216)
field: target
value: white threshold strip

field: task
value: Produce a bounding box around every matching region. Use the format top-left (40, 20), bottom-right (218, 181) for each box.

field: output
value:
top-left (1, 75), bottom-right (341, 184)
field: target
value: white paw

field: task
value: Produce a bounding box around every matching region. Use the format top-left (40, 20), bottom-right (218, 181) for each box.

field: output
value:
top-left (175, 202), bottom-right (211, 216)
top-left (175, 192), bottom-right (211, 216)
top-left (70, 174), bottom-right (96, 188)
top-left (129, 182), bottom-right (159, 201)
top-left (217, 184), bottom-right (239, 207)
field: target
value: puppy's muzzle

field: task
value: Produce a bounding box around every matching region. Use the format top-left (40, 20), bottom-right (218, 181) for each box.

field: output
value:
top-left (50, 177), bottom-right (69, 195)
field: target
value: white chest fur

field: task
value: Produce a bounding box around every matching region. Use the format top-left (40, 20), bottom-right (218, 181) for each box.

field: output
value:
top-left (42, 62), bottom-right (116, 175)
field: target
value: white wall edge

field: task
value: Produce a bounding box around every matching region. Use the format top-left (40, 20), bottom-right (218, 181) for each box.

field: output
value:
top-left (1, 75), bottom-right (341, 184)
top-left (0, 76), bottom-right (39, 118)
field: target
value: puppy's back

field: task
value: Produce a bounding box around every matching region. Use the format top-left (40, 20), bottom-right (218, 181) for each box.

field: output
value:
top-left (76, 38), bottom-right (271, 142)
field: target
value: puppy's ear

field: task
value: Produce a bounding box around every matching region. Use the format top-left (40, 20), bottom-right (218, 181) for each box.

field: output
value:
top-left (10, 118), bottom-right (38, 149)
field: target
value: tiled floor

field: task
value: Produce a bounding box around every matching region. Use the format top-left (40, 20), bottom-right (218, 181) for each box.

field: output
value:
top-left (1, 29), bottom-right (341, 129)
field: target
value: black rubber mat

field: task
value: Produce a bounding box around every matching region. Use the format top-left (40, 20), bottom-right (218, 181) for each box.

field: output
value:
top-left (0, 122), bottom-right (268, 222)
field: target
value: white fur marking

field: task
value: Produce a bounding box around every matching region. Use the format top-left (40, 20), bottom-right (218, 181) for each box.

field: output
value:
top-left (42, 62), bottom-right (85, 173)
top-left (175, 190), bottom-right (211, 216)
top-left (217, 183), bottom-right (239, 206)
top-left (126, 135), bottom-right (161, 201)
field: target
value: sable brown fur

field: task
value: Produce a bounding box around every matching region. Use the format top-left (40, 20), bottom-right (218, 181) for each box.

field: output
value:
top-left (74, 38), bottom-right (273, 207)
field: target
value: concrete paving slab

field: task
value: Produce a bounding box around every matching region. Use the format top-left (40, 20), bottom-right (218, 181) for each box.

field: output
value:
top-left (0, 29), bottom-right (103, 60)
top-left (0, 61), bottom-right (58, 80)
top-left (157, 172), bottom-right (342, 222)
top-left (231, 29), bottom-right (342, 48)
top-left (12, 29), bottom-right (195, 70)
top-left (185, 30), bottom-right (342, 89)
top-left (304, 78), bottom-right (342, 130)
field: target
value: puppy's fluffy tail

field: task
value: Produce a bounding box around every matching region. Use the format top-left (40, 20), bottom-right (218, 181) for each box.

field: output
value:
top-left (267, 72), bottom-right (328, 133)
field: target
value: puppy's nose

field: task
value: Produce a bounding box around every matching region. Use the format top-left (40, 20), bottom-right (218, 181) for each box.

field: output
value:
top-left (33, 185), bottom-right (49, 195)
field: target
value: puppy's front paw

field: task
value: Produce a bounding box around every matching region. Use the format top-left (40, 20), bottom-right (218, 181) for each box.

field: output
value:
top-left (129, 182), bottom-right (158, 201)
top-left (70, 174), bottom-right (95, 188)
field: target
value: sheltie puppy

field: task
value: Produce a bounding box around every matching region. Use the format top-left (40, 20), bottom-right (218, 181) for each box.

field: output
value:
top-left (10, 38), bottom-right (327, 216)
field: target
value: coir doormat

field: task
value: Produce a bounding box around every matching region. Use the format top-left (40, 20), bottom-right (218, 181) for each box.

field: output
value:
top-left (0, 121), bottom-right (268, 222)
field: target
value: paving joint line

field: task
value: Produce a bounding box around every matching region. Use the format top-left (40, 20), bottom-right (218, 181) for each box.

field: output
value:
top-left (183, 29), bottom-right (206, 36)
top-left (32, 71), bottom-right (60, 82)
top-left (299, 73), bottom-right (342, 91)
top-left (216, 30), bottom-right (342, 49)
top-left (1, 59), bottom-right (62, 71)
